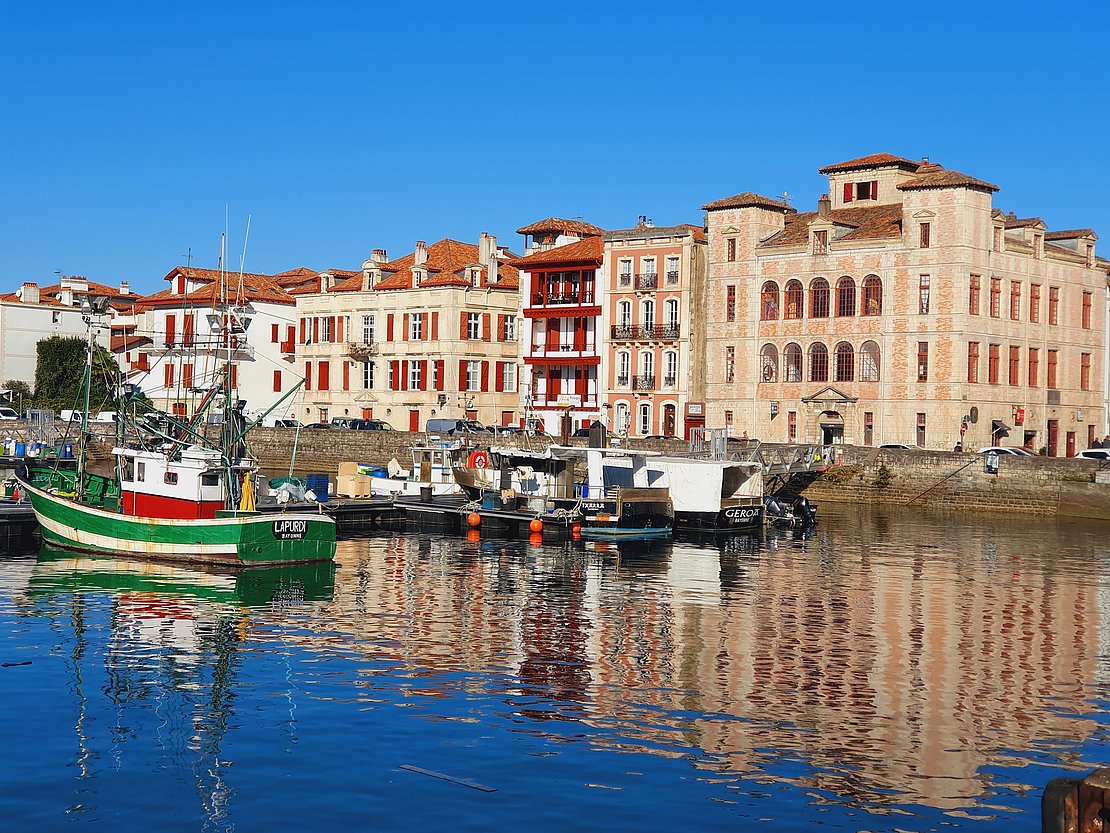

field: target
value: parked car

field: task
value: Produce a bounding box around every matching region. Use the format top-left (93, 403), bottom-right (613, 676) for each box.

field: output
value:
top-left (0, 407), bottom-right (19, 420)
top-left (878, 443), bottom-right (913, 450)
top-left (1075, 449), bottom-right (1110, 461)
top-left (303, 422), bottom-right (334, 430)
top-left (272, 419), bottom-right (301, 429)
top-left (977, 446), bottom-right (1034, 456)
top-left (426, 418), bottom-right (492, 435)
top-left (331, 417), bottom-right (357, 429)
top-left (646, 434), bottom-right (679, 441)
top-left (349, 419), bottom-right (394, 431)
top-left (495, 425), bottom-right (525, 437)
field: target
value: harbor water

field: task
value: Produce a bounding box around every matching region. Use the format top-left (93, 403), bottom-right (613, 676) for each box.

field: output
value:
top-left (1, 504), bottom-right (1109, 831)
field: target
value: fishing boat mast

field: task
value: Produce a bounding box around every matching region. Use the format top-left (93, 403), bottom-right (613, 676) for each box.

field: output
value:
top-left (76, 294), bottom-right (110, 491)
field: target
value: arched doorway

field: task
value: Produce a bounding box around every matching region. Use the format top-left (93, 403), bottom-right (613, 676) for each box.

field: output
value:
top-left (819, 410), bottom-right (844, 444)
top-left (662, 403), bottom-right (676, 437)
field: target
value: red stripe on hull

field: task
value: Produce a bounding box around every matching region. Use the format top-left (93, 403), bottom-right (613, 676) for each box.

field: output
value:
top-left (121, 491), bottom-right (224, 520)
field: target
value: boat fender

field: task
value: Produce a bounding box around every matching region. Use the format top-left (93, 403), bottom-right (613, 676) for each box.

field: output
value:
top-left (468, 451), bottom-right (490, 470)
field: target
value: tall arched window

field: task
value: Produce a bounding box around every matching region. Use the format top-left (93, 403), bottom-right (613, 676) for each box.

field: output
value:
top-left (760, 281), bottom-right (779, 321)
top-left (784, 343), bottom-right (803, 382)
top-left (664, 298), bottom-right (679, 331)
top-left (760, 343), bottom-right (778, 382)
top-left (663, 351), bottom-right (678, 386)
top-left (809, 342), bottom-right (829, 382)
top-left (835, 342), bottom-right (855, 381)
top-left (862, 276), bottom-right (883, 316)
top-left (617, 300), bottom-right (632, 327)
top-left (859, 340), bottom-right (881, 381)
top-left (615, 402), bottom-right (630, 434)
top-left (810, 278), bottom-right (830, 318)
top-left (617, 351), bottom-right (631, 385)
top-left (639, 350), bottom-right (654, 379)
top-left (638, 402), bottom-right (651, 436)
top-left (836, 276), bottom-right (857, 317)
top-left (641, 299), bottom-right (655, 331)
top-left (785, 280), bottom-right (804, 319)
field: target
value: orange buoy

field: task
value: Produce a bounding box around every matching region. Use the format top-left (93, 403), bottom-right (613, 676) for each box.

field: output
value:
top-left (467, 450), bottom-right (490, 470)
top-left (572, 529), bottom-right (582, 540)
top-left (571, 523), bottom-right (581, 534)
top-left (467, 512), bottom-right (481, 527)
top-left (529, 532), bottom-right (543, 547)
top-left (529, 519), bottom-right (543, 533)
top-left (466, 529), bottom-right (481, 543)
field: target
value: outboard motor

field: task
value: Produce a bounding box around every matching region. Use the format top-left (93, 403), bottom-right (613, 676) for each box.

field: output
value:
top-left (792, 496), bottom-right (817, 525)
top-left (764, 495), bottom-right (792, 527)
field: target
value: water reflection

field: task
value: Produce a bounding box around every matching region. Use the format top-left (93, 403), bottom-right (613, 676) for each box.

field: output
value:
top-left (5, 506), bottom-right (1109, 828)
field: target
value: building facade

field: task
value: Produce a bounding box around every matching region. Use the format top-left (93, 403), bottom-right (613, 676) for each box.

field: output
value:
top-left (703, 152), bottom-right (1108, 454)
top-left (513, 219), bottom-right (606, 434)
top-left (602, 220), bottom-right (708, 439)
top-left (294, 234), bottom-right (521, 430)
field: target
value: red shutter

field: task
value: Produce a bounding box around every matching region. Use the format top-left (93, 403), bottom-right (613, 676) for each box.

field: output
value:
top-left (273, 370), bottom-right (281, 392)
top-left (305, 361), bottom-right (312, 390)
top-left (164, 364), bottom-right (174, 388)
top-left (495, 361), bottom-right (504, 392)
top-left (312, 317), bottom-right (319, 344)
top-left (230, 364), bottom-right (238, 389)
top-left (460, 312), bottom-right (468, 339)
top-left (421, 312), bottom-right (428, 340)
top-left (436, 360), bottom-right (445, 391)
top-left (458, 360), bottom-right (468, 391)
top-left (482, 313), bottom-right (491, 342)
top-left (165, 314), bottom-right (176, 345)
top-left (391, 360), bottom-right (400, 390)
top-left (300, 318), bottom-right (306, 343)
top-left (342, 361), bottom-right (350, 391)
top-left (419, 361), bottom-right (428, 391)
top-left (271, 323), bottom-right (279, 343)
top-left (842, 182), bottom-right (853, 203)
top-left (328, 316), bottom-right (335, 343)
top-left (497, 315), bottom-right (506, 342)
top-left (870, 180), bottom-right (878, 200)
top-left (337, 316), bottom-right (344, 343)
top-left (318, 361), bottom-right (329, 391)
top-left (401, 360), bottom-right (408, 391)
top-left (431, 311), bottom-right (439, 340)
top-left (481, 361), bottom-right (489, 391)
top-left (402, 313), bottom-right (409, 341)
top-left (387, 314), bottom-right (394, 341)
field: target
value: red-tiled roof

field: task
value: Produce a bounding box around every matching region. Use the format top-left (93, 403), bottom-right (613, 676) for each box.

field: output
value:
top-left (139, 270), bottom-right (296, 308)
top-left (273, 267), bottom-right (318, 278)
top-left (510, 236), bottom-right (604, 268)
top-left (516, 218), bottom-right (604, 237)
top-left (817, 153), bottom-right (920, 174)
top-left (0, 292), bottom-right (66, 306)
top-left (38, 278), bottom-right (141, 300)
top-left (897, 165), bottom-right (999, 193)
top-left (1003, 214), bottom-right (1045, 229)
top-left (365, 239), bottom-right (519, 292)
top-left (109, 334), bottom-right (152, 352)
top-left (1046, 228), bottom-right (1096, 240)
top-left (759, 204), bottom-right (904, 248)
top-left (604, 223), bottom-right (706, 243)
top-left (701, 192), bottom-right (794, 212)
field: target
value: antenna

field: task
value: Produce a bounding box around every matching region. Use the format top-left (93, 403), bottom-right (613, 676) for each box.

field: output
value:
top-left (780, 192), bottom-right (793, 206)
top-left (182, 247), bottom-right (193, 268)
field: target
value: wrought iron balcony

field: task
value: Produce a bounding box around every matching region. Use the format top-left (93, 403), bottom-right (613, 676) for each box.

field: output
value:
top-left (616, 374), bottom-right (629, 386)
top-left (532, 292), bottom-right (595, 306)
top-left (345, 341), bottom-right (379, 359)
top-left (666, 270), bottom-right (679, 284)
top-left (635, 273), bottom-right (658, 290)
top-left (632, 374), bottom-right (655, 391)
top-left (609, 325), bottom-right (680, 341)
top-left (618, 274), bottom-right (632, 287)
top-left (663, 375), bottom-right (676, 387)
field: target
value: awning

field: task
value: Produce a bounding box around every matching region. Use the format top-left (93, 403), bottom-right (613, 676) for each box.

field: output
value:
top-left (992, 419), bottom-right (1011, 434)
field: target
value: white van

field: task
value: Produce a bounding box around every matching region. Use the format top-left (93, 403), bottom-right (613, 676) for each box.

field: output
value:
top-left (0, 407), bottom-right (18, 420)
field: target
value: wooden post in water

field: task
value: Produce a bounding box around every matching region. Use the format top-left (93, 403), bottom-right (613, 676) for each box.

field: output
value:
top-left (1043, 769), bottom-right (1110, 832)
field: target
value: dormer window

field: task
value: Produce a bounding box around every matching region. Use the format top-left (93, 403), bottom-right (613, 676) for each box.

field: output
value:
top-left (471, 269), bottom-right (481, 288)
top-left (813, 230), bottom-right (828, 255)
top-left (1034, 233), bottom-right (1044, 259)
top-left (843, 180), bottom-right (877, 203)
top-left (412, 269), bottom-right (421, 286)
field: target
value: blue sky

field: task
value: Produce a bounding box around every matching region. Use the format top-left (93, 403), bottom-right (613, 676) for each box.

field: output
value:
top-left (2, 1), bottom-right (1108, 293)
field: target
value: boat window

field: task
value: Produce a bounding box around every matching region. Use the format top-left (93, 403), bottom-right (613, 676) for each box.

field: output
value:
top-left (164, 472), bottom-right (178, 485)
top-left (136, 462), bottom-right (145, 482)
top-left (201, 473), bottom-right (220, 487)
top-left (120, 459), bottom-right (134, 482)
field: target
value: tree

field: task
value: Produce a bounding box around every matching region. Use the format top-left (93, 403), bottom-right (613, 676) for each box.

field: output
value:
top-left (33, 336), bottom-right (121, 414)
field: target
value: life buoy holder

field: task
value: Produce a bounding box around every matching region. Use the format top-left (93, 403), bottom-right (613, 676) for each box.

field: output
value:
top-left (468, 450), bottom-right (490, 470)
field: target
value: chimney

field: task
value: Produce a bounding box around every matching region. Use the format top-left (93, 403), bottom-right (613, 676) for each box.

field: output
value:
top-left (637, 215), bottom-right (647, 226)
top-left (818, 194), bottom-right (831, 217)
top-left (479, 232), bottom-right (498, 283)
top-left (119, 281), bottom-right (130, 295)
top-left (414, 241), bottom-right (427, 266)
top-left (371, 248), bottom-right (387, 264)
top-left (17, 282), bottom-right (39, 304)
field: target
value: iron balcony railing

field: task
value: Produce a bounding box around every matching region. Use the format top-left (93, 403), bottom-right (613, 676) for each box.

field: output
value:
top-left (635, 273), bottom-right (658, 290)
top-left (632, 374), bottom-right (655, 391)
top-left (666, 270), bottom-right (679, 284)
top-left (531, 292), bottom-right (595, 306)
top-left (616, 374), bottom-right (629, 386)
top-left (609, 325), bottom-right (681, 341)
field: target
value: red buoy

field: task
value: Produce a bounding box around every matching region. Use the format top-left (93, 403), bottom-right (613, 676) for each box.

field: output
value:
top-left (466, 529), bottom-right (481, 543)
top-left (571, 523), bottom-right (582, 534)
top-left (529, 519), bottom-right (543, 533)
top-left (529, 532), bottom-right (543, 547)
top-left (467, 512), bottom-right (481, 527)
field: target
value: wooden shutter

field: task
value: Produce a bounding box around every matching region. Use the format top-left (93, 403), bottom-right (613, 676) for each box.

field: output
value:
top-left (482, 313), bottom-right (491, 342)
top-left (342, 361), bottom-right (350, 391)
top-left (391, 360), bottom-right (400, 390)
top-left (165, 314), bottom-right (176, 345)
top-left (400, 360), bottom-right (408, 391)
top-left (329, 316), bottom-right (336, 343)
top-left (431, 311), bottom-right (439, 340)
top-left (318, 361), bottom-right (329, 390)
top-left (870, 180), bottom-right (878, 200)
top-left (419, 360), bottom-right (428, 391)
top-left (273, 370), bottom-right (281, 392)
top-left (496, 315), bottom-right (505, 342)
top-left (271, 323), bottom-right (279, 343)
top-left (842, 182), bottom-right (853, 203)
top-left (436, 360), bottom-right (445, 391)
top-left (300, 317), bottom-right (306, 343)
top-left (337, 316), bottom-right (344, 342)
top-left (305, 361), bottom-right (312, 390)
top-left (460, 311), bottom-right (468, 339)
top-left (495, 361), bottom-right (504, 392)
top-left (312, 317), bottom-right (319, 344)
top-left (458, 359), bottom-right (468, 391)
top-left (481, 361), bottom-right (489, 391)
top-left (386, 314), bottom-right (394, 341)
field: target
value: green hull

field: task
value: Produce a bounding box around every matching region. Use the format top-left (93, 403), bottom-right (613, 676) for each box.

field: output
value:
top-left (17, 468), bottom-right (336, 567)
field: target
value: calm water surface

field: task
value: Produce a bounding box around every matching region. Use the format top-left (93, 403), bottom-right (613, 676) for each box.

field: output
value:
top-left (2, 505), bottom-right (1109, 831)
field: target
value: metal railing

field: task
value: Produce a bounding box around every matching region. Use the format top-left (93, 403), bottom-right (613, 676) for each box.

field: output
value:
top-left (632, 374), bottom-right (655, 391)
top-left (609, 325), bottom-right (681, 340)
top-left (635, 273), bottom-right (658, 290)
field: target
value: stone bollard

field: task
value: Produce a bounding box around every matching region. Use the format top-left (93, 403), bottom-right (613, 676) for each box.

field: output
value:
top-left (1043, 768), bottom-right (1110, 832)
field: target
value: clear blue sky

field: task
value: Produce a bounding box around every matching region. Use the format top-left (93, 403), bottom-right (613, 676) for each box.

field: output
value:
top-left (2, 1), bottom-right (1108, 294)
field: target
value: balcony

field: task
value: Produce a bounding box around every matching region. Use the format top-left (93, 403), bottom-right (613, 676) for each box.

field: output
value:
top-left (609, 325), bottom-right (681, 341)
top-left (632, 374), bottom-right (656, 391)
top-left (634, 273), bottom-right (658, 291)
top-left (279, 339), bottom-right (295, 354)
top-left (618, 274), bottom-right (632, 288)
top-left (616, 374), bottom-right (629, 387)
top-left (345, 340), bottom-right (379, 360)
top-left (666, 271), bottom-right (679, 285)
top-left (532, 292), bottom-right (595, 306)
top-left (663, 375), bottom-right (676, 387)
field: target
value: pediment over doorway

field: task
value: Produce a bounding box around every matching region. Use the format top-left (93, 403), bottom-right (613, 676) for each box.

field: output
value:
top-left (800, 386), bottom-right (858, 405)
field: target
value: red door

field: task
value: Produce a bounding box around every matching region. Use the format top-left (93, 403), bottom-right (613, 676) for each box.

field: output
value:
top-left (1066, 431), bottom-right (1076, 458)
top-left (409, 410), bottom-right (420, 432)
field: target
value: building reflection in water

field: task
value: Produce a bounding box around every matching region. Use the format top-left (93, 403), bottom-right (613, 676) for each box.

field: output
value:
top-left (332, 510), bottom-right (1105, 812)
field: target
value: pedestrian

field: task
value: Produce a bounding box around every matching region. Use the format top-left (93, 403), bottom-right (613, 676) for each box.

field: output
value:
top-left (953, 441), bottom-right (963, 452)
top-left (1093, 437), bottom-right (1103, 449)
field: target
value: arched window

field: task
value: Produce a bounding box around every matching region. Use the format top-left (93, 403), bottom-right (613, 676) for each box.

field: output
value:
top-left (809, 342), bottom-right (829, 382)
top-left (641, 299), bottom-right (655, 330)
top-left (859, 340), bottom-right (881, 381)
top-left (617, 300), bottom-right (632, 327)
top-left (862, 276), bottom-right (883, 316)
top-left (638, 402), bottom-right (651, 436)
top-left (810, 278), bottom-right (830, 318)
top-left (760, 344), bottom-right (778, 382)
top-left (615, 402), bottom-right (630, 434)
top-left (639, 350), bottom-right (654, 378)
top-left (663, 351), bottom-right (678, 386)
top-left (784, 343), bottom-right (802, 382)
top-left (836, 276), bottom-right (856, 317)
top-left (785, 280), bottom-right (804, 319)
top-left (664, 298), bottom-right (679, 331)
top-left (617, 351), bottom-right (631, 386)
top-left (760, 281), bottom-right (779, 320)
top-left (835, 342), bottom-right (855, 381)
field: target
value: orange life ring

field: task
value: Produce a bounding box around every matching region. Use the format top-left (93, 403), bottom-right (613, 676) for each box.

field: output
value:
top-left (468, 450), bottom-right (489, 470)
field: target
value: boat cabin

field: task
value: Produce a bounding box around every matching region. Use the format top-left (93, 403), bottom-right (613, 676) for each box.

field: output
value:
top-left (115, 445), bottom-right (227, 520)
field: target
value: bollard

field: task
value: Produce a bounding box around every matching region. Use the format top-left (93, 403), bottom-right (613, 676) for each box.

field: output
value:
top-left (1042, 768), bottom-right (1110, 833)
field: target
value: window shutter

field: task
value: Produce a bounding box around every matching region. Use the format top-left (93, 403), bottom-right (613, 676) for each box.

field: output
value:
top-left (419, 360), bottom-right (428, 391)
top-left (842, 182), bottom-right (853, 203)
top-left (386, 314), bottom-right (394, 341)
top-left (460, 312), bottom-right (468, 339)
top-left (401, 360), bottom-right (408, 391)
top-left (421, 312), bottom-right (428, 340)
top-left (271, 323), bottom-right (279, 343)
top-left (304, 361), bottom-right (312, 390)
top-left (329, 316), bottom-right (336, 343)
top-left (436, 360), bottom-right (445, 391)
top-left (431, 311), bottom-right (439, 340)
top-left (482, 313), bottom-right (491, 341)
top-left (300, 318), bottom-right (305, 343)
top-left (337, 316), bottom-right (344, 343)
top-left (166, 314), bottom-right (176, 345)
top-left (402, 313), bottom-right (409, 341)
top-left (458, 360), bottom-right (467, 391)
top-left (496, 314), bottom-right (505, 341)
top-left (481, 361), bottom-right (489, 391)
top-left (495, 361), bottom-right (504, 392)
top-left (342, 361), bottom-right (350, 391)
top-left (870, 180), bottom-right (878, 200)
top-left (273, 370), bottom-right (281, 392)
top-left (318, 361), bottom-right (329, 390)
top-left (312, 317), bottom-right (319, 344)
top-left (391, 360), bottom-right (400, 390)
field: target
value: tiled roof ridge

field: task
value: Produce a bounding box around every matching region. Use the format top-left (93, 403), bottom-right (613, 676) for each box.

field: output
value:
top-left (701, 192), bottom-right (795, 212)
top-left (516, 217), bottom-right (605, 237)
top-left (817, 152), bottom-right (920, 174)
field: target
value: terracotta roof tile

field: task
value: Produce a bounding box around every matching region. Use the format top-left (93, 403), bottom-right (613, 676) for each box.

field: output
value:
top-left (1045, 228), bottom-right (1096, 240)
top-left (897, 166), bottom-right (999, 193)
top-left (515, 218), bottom-right (604, 237)
top-left (759, 204), bottom-right (904, 248)
top-left (0, 292), bottom-right (66, 306)
top-left (604, 223), bottom-right (706, 242)
top-left (109, 334), bottom-right (152, 352)
top-left (510, 236), bottom-right (604, 269)
top-left (139, 269), bottom-right (296, 308)
top-left (356, 239), bottom-right (518, 293)
top-left (817, 153), bottom-right (920, 174)
top-left (1002, 213), bottom-right (1045, 229)
top-left (701, 192), bottom-right (794, 212)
